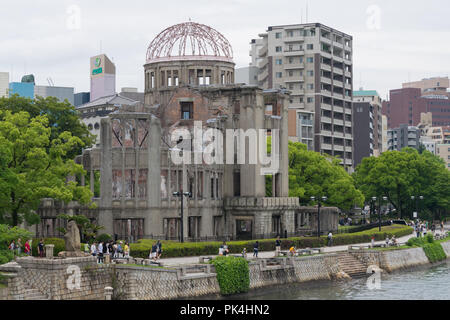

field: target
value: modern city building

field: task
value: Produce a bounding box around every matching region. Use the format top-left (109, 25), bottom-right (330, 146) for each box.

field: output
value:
top-left (381, 115), bottom-right (388, 152)
top-left (420, 135), bottom-right (436, 154)
top-left (0, 72), bottom-right (9, 98)
top-left (120, 87), bottom-right (145, 104)
top-left (383, 80), bottom-right (450, 129)
top-left (235, 66), bottom-right (259, 85)
top-left (90, 54), bottom-right (116, 101)
top-left (417, 112), bottom-right (450, 145)
top-left (74, 92), bottom-right (90, 107)
top-left (35, 21), bottom-right (338, 241)
top-left (402, 77), bottom-right (449, 98)
top-left (352, 90), bottom-right (383, 166)
top-left (9, 82), bottom-right (34, 98)
top-left (249, 23), bottom-right (354, 169)
top-left (34, 85), bottom-right (74, 105)
top-left (387, 124), bottom-right (420, 151)
top-left (436, 144), bottom-right (450, 170)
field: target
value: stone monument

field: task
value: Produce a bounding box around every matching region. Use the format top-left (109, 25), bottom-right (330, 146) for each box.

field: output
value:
top-left (58, 220), bottom-right (89, 258)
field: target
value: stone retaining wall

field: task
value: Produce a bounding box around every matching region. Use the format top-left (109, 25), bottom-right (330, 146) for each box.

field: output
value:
top-left (440, 241), bottom-right (450, 258)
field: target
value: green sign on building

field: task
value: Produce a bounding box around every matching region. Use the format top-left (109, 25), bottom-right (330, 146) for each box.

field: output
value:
top-left (92, 67), bottom-right (103, 75)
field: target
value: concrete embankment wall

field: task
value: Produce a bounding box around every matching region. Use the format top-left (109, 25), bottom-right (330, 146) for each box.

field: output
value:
top-left (440, 241), bottom-right (450, 258)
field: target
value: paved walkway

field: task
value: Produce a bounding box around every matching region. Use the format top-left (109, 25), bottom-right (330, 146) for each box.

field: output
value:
top-left (158, 224), bottom-right (450, 267)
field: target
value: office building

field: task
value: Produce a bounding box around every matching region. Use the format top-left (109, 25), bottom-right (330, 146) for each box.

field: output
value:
top-left (34, 85), bottom-right (74, 105)
top-left (352, 90), bottom-right (383, 166)
top-left (90, 54), bottom-right (116, 101)
top-left (387, 124), bottom-right (420, 151)
top-left (74, 92), bottom-right (91, 107)
top-left (235, 66), bottom-right (259, 85)
top-left (9, 82), bottom-right (34, 98)
top-left (249, 23), bottom-right (354, 169)
top-left (436, 144), bottom-right (450, 170)
top-left (0, 72), bottom-right (9, 98)
top-left (119, 87), bottom-right (144, 104)
top-left (402, 77), bottom-right (449, 97)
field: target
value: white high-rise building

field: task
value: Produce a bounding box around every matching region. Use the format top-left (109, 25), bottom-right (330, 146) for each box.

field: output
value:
top-left (0, 72), bottom-right (9, 98)
top-left (90, 54), bottom-right (116, 101)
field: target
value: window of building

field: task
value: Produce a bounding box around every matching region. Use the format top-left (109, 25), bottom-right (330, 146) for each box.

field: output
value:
top-left (307, 57), bottom-right (314, 63)
top-left (276, 72), bottom-right (283, 78)
top-left (275, 32), bottom-right (282, 39)
top-left (307, 70), bottom-right (314, 76)
top-left (307, 84), bottom-right (314, 90)
top-left (275, 46), bottom-right (282, 52)
top-left (307, 97), bottom-right (314, 103)
top-left (307, 44), bottom-right (314, 50)
top-left (180, 102), bottom-right (193, 120)
top-left (288, 71), bottom-right (294, 77)
top-left (276, 59), bottom-right (282, 65)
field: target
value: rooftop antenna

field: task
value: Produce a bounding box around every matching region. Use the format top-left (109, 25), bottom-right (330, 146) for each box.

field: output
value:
top-left (47, 77), bottom-right (54, 86)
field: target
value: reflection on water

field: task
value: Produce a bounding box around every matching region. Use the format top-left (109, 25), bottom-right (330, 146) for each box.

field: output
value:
top-left (211, 261), bottom-right (450, 300)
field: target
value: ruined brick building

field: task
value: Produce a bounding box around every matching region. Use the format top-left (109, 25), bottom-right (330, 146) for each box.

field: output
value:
top-left (35, 22), bottom-right (338, 241)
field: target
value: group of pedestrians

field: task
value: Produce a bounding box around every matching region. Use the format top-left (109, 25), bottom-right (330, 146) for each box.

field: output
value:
top-left (8, 238), bottom-right (42, 257)
top-left (149, 240), bottom-right (163, 261)
top-left (88, 240), bottom-right (130, 264)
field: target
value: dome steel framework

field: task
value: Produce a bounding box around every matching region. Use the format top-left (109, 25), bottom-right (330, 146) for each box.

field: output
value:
top-left (146, 22), bottom-right (233, 63)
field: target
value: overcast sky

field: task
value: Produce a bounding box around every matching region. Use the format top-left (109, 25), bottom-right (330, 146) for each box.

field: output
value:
top-left (1, 0), bottom-right (449, 99)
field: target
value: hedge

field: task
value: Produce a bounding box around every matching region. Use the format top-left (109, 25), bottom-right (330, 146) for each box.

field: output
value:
top-left (210, 256), bottom-right (249, 295)
top-left (423, 243), bottom-right (447, 263)
top-left (129, 225), bottom-right (413, 259)
top-left (31, 238), bottom-right (65, 257)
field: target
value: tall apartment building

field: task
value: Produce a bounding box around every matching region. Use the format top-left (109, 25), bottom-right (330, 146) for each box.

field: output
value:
top-left (352, 90), bottom-right (383, 166)
top-left (249, 23), bottom-right (354, 169)
top-left (436, 144), bottom-right (450, 170)
top-left (387, 124), bottom-right (420, 151)
top-left (0, 72), bottom-right (9, 98)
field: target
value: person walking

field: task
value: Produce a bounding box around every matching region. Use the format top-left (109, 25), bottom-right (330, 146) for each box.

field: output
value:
top-left (253, 241), bottom-right (259, 258)
top-left (327, 232), bottom-right (333, 247)
top-left (90, 242), bottom-right (97, 258)
top-left (222, 241), bottom-right (229, 256)
top-left (16, 238), bottom-right (22, 255)
top-left (8, 240), bottom-right (15, 253)
top-left (24, 240), bottom-right (31, 256)
top-left (124, 242), bottom-right (130, 258)
top-left (150, 242), bottom-right (158, 261)
top-left (275, 236), bottom-right (281, 257)
top-left (156, 241), bottom-right (162, 260)
top-left (97, 242), bottom-right (104, 263)
top-left (38, 239), bottom-right (45, 258)
top-left (371, 236), bottom-right (375, 248)
top-left (84, 243), bottom-right (90, 255)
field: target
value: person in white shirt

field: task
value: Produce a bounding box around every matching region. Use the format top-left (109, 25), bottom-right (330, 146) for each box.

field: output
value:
top-left (97, 242), bottom-right (103, 263)
top-left (90, 242), bottom-right (97, 257)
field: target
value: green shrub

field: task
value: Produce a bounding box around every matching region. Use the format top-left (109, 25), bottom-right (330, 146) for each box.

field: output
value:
top-left (96, 233), bottom-right (112, 243)
top-left (210, 256), bottom-right (249, 295)
top-left (128, 225), bottom-right (412, 258)
top-left (0, 250), bottom-right (14, 265)
top-left (31, 238), bottom-right (65, 257)
top-left (423, 243), bottom-right (447, 263)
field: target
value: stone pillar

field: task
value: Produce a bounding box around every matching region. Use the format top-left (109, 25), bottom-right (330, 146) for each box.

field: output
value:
top-left (105, 287), bottom-right (113, 300)
top-left (283, 210), bottom-right (295, 235)
top-left (45, 244), bottom-right (54, 259)
top-left (99, 117), bottom-right (114, 236)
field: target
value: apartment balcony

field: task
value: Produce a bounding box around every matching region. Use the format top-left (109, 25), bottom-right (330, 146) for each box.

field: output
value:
top-left (333, 55), bottom-right (343, 63)
top-left (322, 143), bottom-right (333, 150)
top-left (333, 80), bottom-right (344, 88)
top-left (334, 145), bottom-right (344, 152)
top-left (345, 82), bottom-right (352, 90)
top-left (283, 35), bottom-right (305, 43)
top-left (321, 130), bottom-right (333, 136)
top-left (345, 108), bottom-right (352, 115)
top-left (288, 102), bottom-right (305, 109)
top-left (321, 51), bottom-right (332, 59)
top-left (290, 89), bottom-right (305, 96)
top-left (345, 145), bottom-right (352, 152)
top-left (333, 68), bottom-right (344, 76)
top-left (334, 41), bottom-right (344, 49)
top-left (321, 37), bottom-right (332, 45)
top-left (345, 71), bottom-right (352, 78)
top-left (321, 89), bottom-right (332, 96)
top-left (321, 63), bottom-right (332, 72)
top-left (333, 106), bottom-right (343, 113)
top-left (321, 103), bottom-right (332, 111)
top-left (257, 69), bottom-right (269, 82)
top-left (258, 44), bottom-right (268, 57)
top-left (344, 57), bottom-right (352, 65)
top-left (284, 63), bottom-right (304, 70)
top-left (257, 57), bottom-right (268, 69)
top-left (284, 49), bottom-right (305, 56)
top-left (333, 131), bottom-right (344, 138)
top-left (334, 119), bottom-right (344, 126)
top-left (321, 77), bottom-right (332, 85)
top-left (321, 116), bottom-right (332, 124)
top-left (345, 159), bottom-right (353, 166)
top-left (285, 78), bottom-right (304, 83)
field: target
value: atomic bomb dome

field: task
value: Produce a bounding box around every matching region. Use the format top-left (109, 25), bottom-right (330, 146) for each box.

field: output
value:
top-left (144, 22), bottom-right (236, 105)
top-left (146, 21), bottom-right (233, 63)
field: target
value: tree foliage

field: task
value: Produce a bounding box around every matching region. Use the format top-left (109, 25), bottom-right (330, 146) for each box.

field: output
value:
top-left (0, 95), bottom-right (95, 159)
top-left (0, 111), bottom-right (94, 226)
top-left (56, 214), bottom-right (104, 243)
top-left (353, 148), bottom-right (450, 219)
top-left (287, 141), bottom-right (364, 210)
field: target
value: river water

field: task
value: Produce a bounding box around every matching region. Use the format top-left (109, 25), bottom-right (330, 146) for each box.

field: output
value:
top-left (212, 261), bottom-right (450, 300)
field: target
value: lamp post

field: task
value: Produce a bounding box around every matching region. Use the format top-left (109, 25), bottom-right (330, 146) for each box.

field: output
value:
top-left (173, 191), bottom-right (191, 243)
top-left (311, 196), bottom-right (328, 238)
top-left (371, 196), bottom-right (378, 231)
top-left (411, 195), bottom-right (424, 220)
top-left (380, 196), bottom-right (388, 231)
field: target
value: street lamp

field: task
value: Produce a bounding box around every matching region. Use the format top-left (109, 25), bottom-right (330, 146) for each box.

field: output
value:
top-left (173, 191), bottom-right (191, 243)
top-left (371, 196), bottom-right (379, 231)
top-left (311, 196), bottom-right (328, 238)
top-left (411, 195), bottom-right (424, 220)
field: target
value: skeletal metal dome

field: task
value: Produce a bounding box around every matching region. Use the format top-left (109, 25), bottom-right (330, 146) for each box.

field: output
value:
top-left (146, 22), bottom-right (233, 63)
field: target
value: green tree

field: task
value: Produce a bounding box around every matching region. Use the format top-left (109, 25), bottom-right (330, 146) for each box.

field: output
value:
top-left (288, 141), bottom-right (364, 210)
top-left (353, 148), bottom-right (450, 219)
top-left (0, 95), bottom-right (95, 159)
top-left (0, 224), bottom-right (32, 264)
top-left (0, 111), bottom-right (94, 226)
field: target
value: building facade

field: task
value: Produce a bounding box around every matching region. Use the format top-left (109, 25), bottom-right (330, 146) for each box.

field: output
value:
top-left (402, 77), bottom-right (449, 97)
top-left (34, 22), bottom-right (339, 241)
top-left (436, 144), bottom-right (450, 170)
top-left (387, 124), bottom-right (420, 151)
top-left (249, 23), bottom-right (354, 169)
top-left (90, 54), bottom-right (116, 101)
top-left (0, 72), bottom-right (9, 98)
top-left (34, 85), bottom-right (74, 105)
top-left (352, 90), bottom-right (383, 166)
top-left (9, 82), bottom-right (34, 98)
top-left (74, 92), bottom-right (90, 107)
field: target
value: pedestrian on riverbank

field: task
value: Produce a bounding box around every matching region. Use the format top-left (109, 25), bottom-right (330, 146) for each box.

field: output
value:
top-left (16, 238), bottom-right (22, 255)
top-left (371, 236), bottom-right (375, 248)
top-left (24, 240), bottom-right (31, 256)
top-left (91, 242), bottom-right (97, 258)
top-left (327, 232), bottom-right (333, 246)
top-left (125, 242), bottom-right (130, 258)
top-left (253, 241), bottom-right (259, 258)
top-left (97, 242), bottom-right (104, 263)
top-left (222, 241), bottom-right (229, 256)
top-left (275, 236), bottom-right (281, 257)
top-left (8, 240), bottom-right (15, 253)
top-left (38, 239), bottom-right (45, 258)
top-left (242, 248), bottom-right (247, 258)
top-left (150, 242), bottom-right (158, 261)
